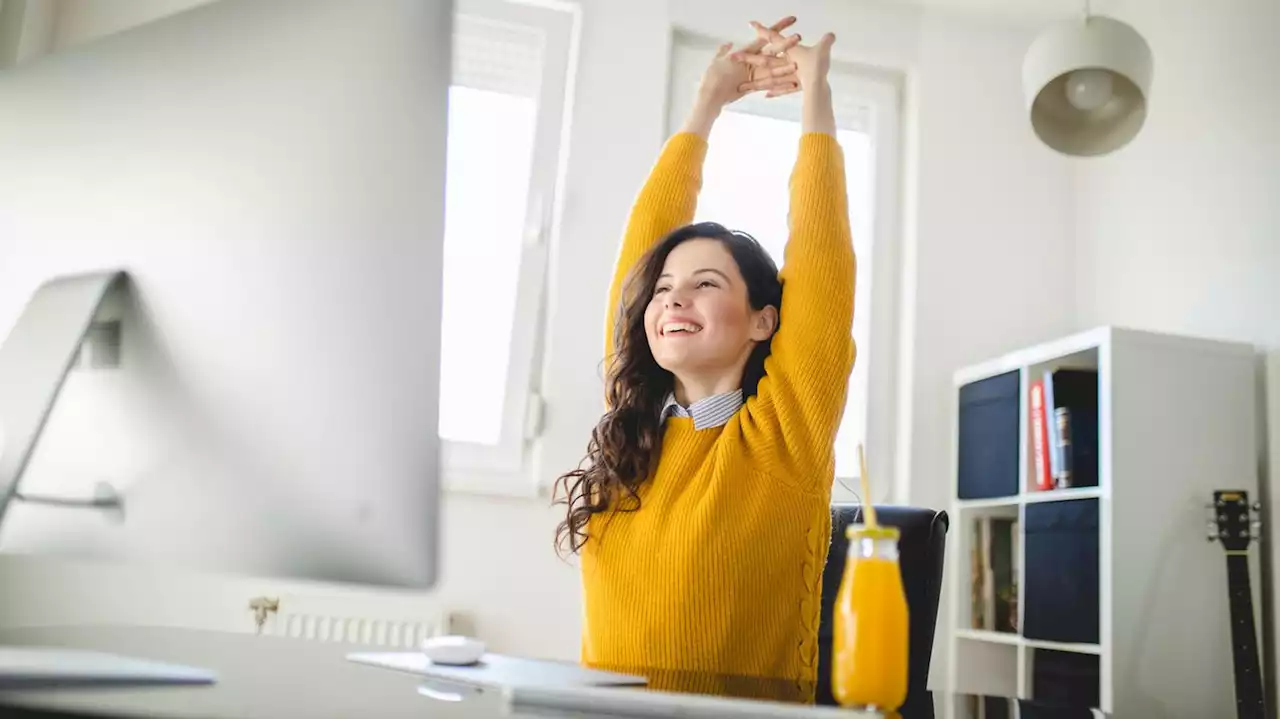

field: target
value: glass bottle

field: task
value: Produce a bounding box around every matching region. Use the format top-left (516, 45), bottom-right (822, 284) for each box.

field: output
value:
top-left (832, 524), bottom-right (909, 711)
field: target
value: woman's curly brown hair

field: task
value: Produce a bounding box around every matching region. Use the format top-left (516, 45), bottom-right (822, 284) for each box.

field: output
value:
top-left (552, 222), bottom-right (782, 556)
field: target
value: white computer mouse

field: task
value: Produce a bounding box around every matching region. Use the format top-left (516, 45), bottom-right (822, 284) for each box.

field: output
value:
top-left (421, 635), bottom-right (485, 666)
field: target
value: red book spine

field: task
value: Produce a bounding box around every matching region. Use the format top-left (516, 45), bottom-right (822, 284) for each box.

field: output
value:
top-left (1030, 379), bottom-right (1052, 491)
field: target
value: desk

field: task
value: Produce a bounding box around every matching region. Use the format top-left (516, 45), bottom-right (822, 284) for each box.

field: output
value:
top-left (0, 626), bottom-right (1107, 719)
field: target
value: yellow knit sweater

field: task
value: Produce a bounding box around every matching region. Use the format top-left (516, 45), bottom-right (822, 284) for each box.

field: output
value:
top-left (580, 132), bottom-right (857, 692)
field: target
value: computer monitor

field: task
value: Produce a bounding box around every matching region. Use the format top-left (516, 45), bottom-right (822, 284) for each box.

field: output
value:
top-left (0, 0), bottom-right (451, 590)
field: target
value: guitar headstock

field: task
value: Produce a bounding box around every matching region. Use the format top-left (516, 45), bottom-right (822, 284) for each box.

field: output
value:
top-left (1207, 490), bottom-right (1262, 550)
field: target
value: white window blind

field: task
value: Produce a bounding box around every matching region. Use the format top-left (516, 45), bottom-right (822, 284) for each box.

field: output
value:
top-left (451, 13), bottom-right (545, 98)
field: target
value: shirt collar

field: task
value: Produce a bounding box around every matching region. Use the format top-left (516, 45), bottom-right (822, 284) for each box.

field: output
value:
top-left (660, 389), bottom-right (744, 430)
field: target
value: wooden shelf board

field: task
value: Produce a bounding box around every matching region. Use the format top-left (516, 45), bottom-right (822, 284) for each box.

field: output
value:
top-left (1023, 638), bottom-right (1102, 655)
top-left (955, 629), bottom-right (1103, 656)
top-left (1022, 486), bottom-right (1103, 504)
top-left (954, 629), bottom-right (1020, 646)
top-left (954, 497), bottom-right (1019, 510)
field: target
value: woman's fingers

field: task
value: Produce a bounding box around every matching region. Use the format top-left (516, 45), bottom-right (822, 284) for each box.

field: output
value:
top-left (764, 61), bottom-right (799, 78)
top-left (817, 32), bottom-right (836, 56)
top-left (729, 51), bottom-right (767, 66)
top-left (750, 21), bottom-right (795, 52)
top-left (737, 74), bottom-right (797, 92)
top-left (760, 32), bottom-right (801, 57)
top-left (765, 84), bottom-right (801, 99)
top-left (730, 52), bottom-right (794, 70)
top-left (741, 16), bottom-right (796, 54)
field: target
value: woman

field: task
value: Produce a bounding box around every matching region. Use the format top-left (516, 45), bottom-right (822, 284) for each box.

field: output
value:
top-left (553, 18), bottom-right (856, 694)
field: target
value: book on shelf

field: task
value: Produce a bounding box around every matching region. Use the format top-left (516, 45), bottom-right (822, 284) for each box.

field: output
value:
top-left (1029, 379), bottom-right (1053, 491)
top-left (1030, 368), bottom-right (1099, 491)
top-left (969, 517), bottom-right (1019, 633)
top-left (1055, 407), bottom-right (1074, 487)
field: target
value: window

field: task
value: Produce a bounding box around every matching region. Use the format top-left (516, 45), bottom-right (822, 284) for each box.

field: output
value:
top-left (667, 32), bottom-right (902, 490)
top-left (440, 0), bottom-right (575, 486)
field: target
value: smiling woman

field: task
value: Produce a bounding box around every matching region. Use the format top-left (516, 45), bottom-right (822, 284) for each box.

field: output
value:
top-left (552, 16), bottom-right (858, 695)
top-left (641, 223), bottom-right (782, 403)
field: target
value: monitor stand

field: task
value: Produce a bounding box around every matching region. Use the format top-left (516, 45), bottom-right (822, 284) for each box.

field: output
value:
top-left (0, 271), bottom-right (217, 689)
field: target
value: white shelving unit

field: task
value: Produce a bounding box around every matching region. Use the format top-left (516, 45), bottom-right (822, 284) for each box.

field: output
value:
top-left (943, 326), bottom-right (1262, 717)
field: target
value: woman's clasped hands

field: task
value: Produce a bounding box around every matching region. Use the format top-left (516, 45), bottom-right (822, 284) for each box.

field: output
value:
top-left (694, 15), bottom-right (838, 111)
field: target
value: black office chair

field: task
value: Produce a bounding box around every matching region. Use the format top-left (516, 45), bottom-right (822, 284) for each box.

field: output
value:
top-left (815, 504), bottom-right (949, 711)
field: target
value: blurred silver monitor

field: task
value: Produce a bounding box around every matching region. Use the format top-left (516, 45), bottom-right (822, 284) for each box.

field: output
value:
top-left (0, 0), bottom-right (451, 590)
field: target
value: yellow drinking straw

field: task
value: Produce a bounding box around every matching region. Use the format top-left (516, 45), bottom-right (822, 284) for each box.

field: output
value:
top-left (858, 443), bottom-right (878, 529)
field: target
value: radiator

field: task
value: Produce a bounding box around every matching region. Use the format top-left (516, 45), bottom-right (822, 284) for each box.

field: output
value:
top-left (263, 607), bottom-right (455, 649)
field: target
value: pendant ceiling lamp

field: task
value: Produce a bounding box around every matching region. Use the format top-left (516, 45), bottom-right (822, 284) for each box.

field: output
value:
top-left (1022, 1), bottom-right (1153, 157)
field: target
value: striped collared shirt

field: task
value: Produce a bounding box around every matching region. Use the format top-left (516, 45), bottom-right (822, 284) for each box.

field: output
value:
top-left (660, 389), bottom-right (744, 430)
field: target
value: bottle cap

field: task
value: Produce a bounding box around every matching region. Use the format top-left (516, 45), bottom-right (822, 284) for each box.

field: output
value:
top-left (845, 524), bottom-right (900, 541)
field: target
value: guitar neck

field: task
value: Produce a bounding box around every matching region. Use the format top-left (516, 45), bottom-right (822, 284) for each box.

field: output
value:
top-left (1225, 552), bottom-right (1267, 719)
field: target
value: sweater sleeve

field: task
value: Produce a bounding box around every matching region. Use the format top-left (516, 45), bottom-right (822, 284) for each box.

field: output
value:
top-left (743, 133), bottom-right (857, 487)
top-left (604, 133), bottom-right (708, 361)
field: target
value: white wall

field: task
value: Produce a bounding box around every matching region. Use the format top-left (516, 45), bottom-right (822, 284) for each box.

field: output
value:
top-left (0, 0), bottom-right (1077, 684)
top-left (1075, 0), bottom-right (1280, 346)
top-left (1073, 0), bottom-right (1280, 697)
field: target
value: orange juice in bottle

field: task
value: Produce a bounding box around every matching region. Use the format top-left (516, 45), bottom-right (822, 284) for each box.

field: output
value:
top-left (832, 523), bottom-right (909, 711)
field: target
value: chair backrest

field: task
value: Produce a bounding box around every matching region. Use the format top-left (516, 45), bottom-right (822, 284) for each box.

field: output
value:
top-left (815, 504), bottom-right (949, 708)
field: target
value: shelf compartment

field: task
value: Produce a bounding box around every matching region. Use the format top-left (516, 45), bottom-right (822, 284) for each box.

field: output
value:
top-left (1022, 499), bottom-right (1100, 645)
top-left (958, 510), bottom-right (1019, 636)
top-left (1024, 349), bottom-right (1100, 496)
top-left (952, 636), bottom-right (1018, 702)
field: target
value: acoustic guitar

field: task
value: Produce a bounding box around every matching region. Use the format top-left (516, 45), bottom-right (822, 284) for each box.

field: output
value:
top-left (1207, 489), bottom-right (1268, 719)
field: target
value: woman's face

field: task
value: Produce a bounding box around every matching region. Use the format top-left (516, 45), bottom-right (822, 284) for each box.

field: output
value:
top-left (643, 238), bottom-right (773, 377)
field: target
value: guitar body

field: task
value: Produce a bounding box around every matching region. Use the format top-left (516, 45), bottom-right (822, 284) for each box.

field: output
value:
top-left (1210, 490), bottom-right (1268, 719)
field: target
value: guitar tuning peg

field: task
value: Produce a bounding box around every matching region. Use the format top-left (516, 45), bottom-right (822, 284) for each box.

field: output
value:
top-left (1252, 520), bottom-right (1263, 534)
top-left (1207, 534), bottom-right (1220, 543)
top-left (1253, 502), bottom-right (1263, 512)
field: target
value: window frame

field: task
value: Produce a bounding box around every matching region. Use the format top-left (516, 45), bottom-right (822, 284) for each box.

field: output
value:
top-left (665, 30), bottom-right (904, 503)
top-left (441, 0), bottom-right (578, 494)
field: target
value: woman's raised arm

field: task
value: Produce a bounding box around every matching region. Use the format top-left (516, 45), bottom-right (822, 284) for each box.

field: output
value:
top-left (603, 18), bottom-right (801, 361)
top-left (738, 30), bottom-right (857, 485)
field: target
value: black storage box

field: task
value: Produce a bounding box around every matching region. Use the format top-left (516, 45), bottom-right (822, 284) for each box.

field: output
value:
top-left (1023, 498), bottom-right (1100, 644)
top-left (1030, 650), bottom-right (1100, 710)
top-left (957, 370), bottom-right (1020, 499)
